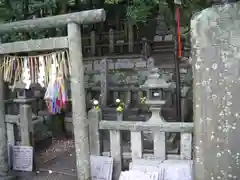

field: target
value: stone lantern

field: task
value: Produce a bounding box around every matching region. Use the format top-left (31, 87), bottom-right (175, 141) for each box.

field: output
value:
top-left (13, 80), bottom-right (35, 146)
top-left (141, 68), bottom-right (172, 123)
top-left (12, 81), bottom-right (33, 100)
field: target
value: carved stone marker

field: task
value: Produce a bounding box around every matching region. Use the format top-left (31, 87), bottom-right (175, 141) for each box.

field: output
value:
top-left (191, 2), bottom-right (240, 179)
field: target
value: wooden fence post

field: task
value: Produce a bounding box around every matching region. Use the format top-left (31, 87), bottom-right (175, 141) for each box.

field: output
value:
top-left (90, 30), bottom-right (96, 56)
top-left (109, 28), bottom-right (114, 53)
top-left (191, 2), bottom-right (240, 179)
top-left (68, 22), bottom-right (91, 180)
top-left (100, 58), bottom-right (108, 107)
top-left (88, 108), bottom-right (101, 156)
top-left (128, 23), bottom-right (133, 52)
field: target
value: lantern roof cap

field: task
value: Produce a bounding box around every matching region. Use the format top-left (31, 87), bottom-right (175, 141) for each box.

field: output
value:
top-left (141, 68), bottom-right (171, 89)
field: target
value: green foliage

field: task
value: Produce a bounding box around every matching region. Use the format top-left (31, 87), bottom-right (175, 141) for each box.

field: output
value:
top-left (126, 0), bottom-right (158, 23)
top-left (105, 0), bottom-right (159, 23)
top-left (0, 0), bottom-right (210, 41)
top-left (104, 0), bottom-right (209, 37)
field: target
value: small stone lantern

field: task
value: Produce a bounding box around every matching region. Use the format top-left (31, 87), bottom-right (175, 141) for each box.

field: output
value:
top-left (141, 68), bottom-right (171, 123)
top-left (13, 80), bottom-right (35, 146)
top-left (12, 81), bottom-right (33, 101)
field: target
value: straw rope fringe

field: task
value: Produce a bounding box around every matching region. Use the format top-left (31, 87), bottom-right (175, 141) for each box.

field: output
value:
top-left (0, 50), bottom-right (70, 89)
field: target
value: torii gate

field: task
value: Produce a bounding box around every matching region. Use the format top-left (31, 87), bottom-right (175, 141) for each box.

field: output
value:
top-left (0, 9), bottom-right (106, 180)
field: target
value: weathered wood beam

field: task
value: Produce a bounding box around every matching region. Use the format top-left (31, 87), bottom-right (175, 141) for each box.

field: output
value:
top-left (0, 9), bottom-right (106, 34)
top-left (0, 37), bottom-right (68, 54)
top-left (99, 121), bottom-right (194, 132)
top-left (82, 54), bottom-right (144, 61)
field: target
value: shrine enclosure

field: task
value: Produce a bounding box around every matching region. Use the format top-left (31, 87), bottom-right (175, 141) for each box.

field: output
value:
top-left (0, 9), bottom-right (106, 180)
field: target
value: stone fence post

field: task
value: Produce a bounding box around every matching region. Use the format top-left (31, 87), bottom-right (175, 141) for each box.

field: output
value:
top-left (88, 108), bottom-right (101, 156)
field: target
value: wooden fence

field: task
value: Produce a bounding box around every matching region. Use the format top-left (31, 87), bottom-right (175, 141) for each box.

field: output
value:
top-left (81, 29), bottom-right (141, 57)
top-left (80, 28), bottom-right (179, 59)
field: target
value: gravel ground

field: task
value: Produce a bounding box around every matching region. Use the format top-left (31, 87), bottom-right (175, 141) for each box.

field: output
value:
top-left (16, 137), bottom-right (77, 180)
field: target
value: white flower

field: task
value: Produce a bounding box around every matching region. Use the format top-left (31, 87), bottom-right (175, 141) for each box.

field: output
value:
top-left (116, 99), bottom-right (120, 103)
top-left (93, 100), bottom-right (99, 105)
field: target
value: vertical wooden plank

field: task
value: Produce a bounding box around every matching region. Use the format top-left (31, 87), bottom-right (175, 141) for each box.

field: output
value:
top-left (109, 29), bottom-right (114, 53)
top-left (100, 58), bottom-right (108, 107)
top-left (124, 22), bottom-right (128, 38)
top-left (88, 108), bottom-right (101, 156)
top-left (19, 104), bottom-right (32, 146)
top-left (131, 131), bottom-right (143, 159)
top-left (180, 132), bottom-right (192, 160)
top-left (153, 131), bottom-right (166, 160)
top-left (86, 90), bottom-right (92, 108)
top-left (128, 23), bottom-right (133, 52)
top-left (110, 129), bottom-right (122, 180)
top-left (137, 91), bottom-right (143, 106)
top-left (90, 30), bottom-right (96, 55)
top-left (113, 92), bottom-right (119, 103)
top-left (68, 22), bottom-right (91, 180)
top-left (125, 91), bottom-right (131, 108)
top-left (142, 38), bottom-right (148, 58)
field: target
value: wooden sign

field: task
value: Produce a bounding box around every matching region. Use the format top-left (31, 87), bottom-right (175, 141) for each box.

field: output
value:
top-left (90, 155), bottom-right (113, 180)
top-left (12, 146), bottom-right (33, 172)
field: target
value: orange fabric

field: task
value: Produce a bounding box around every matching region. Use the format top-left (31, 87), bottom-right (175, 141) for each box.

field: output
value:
top-left (176, 7), bottom-right (182, 58)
